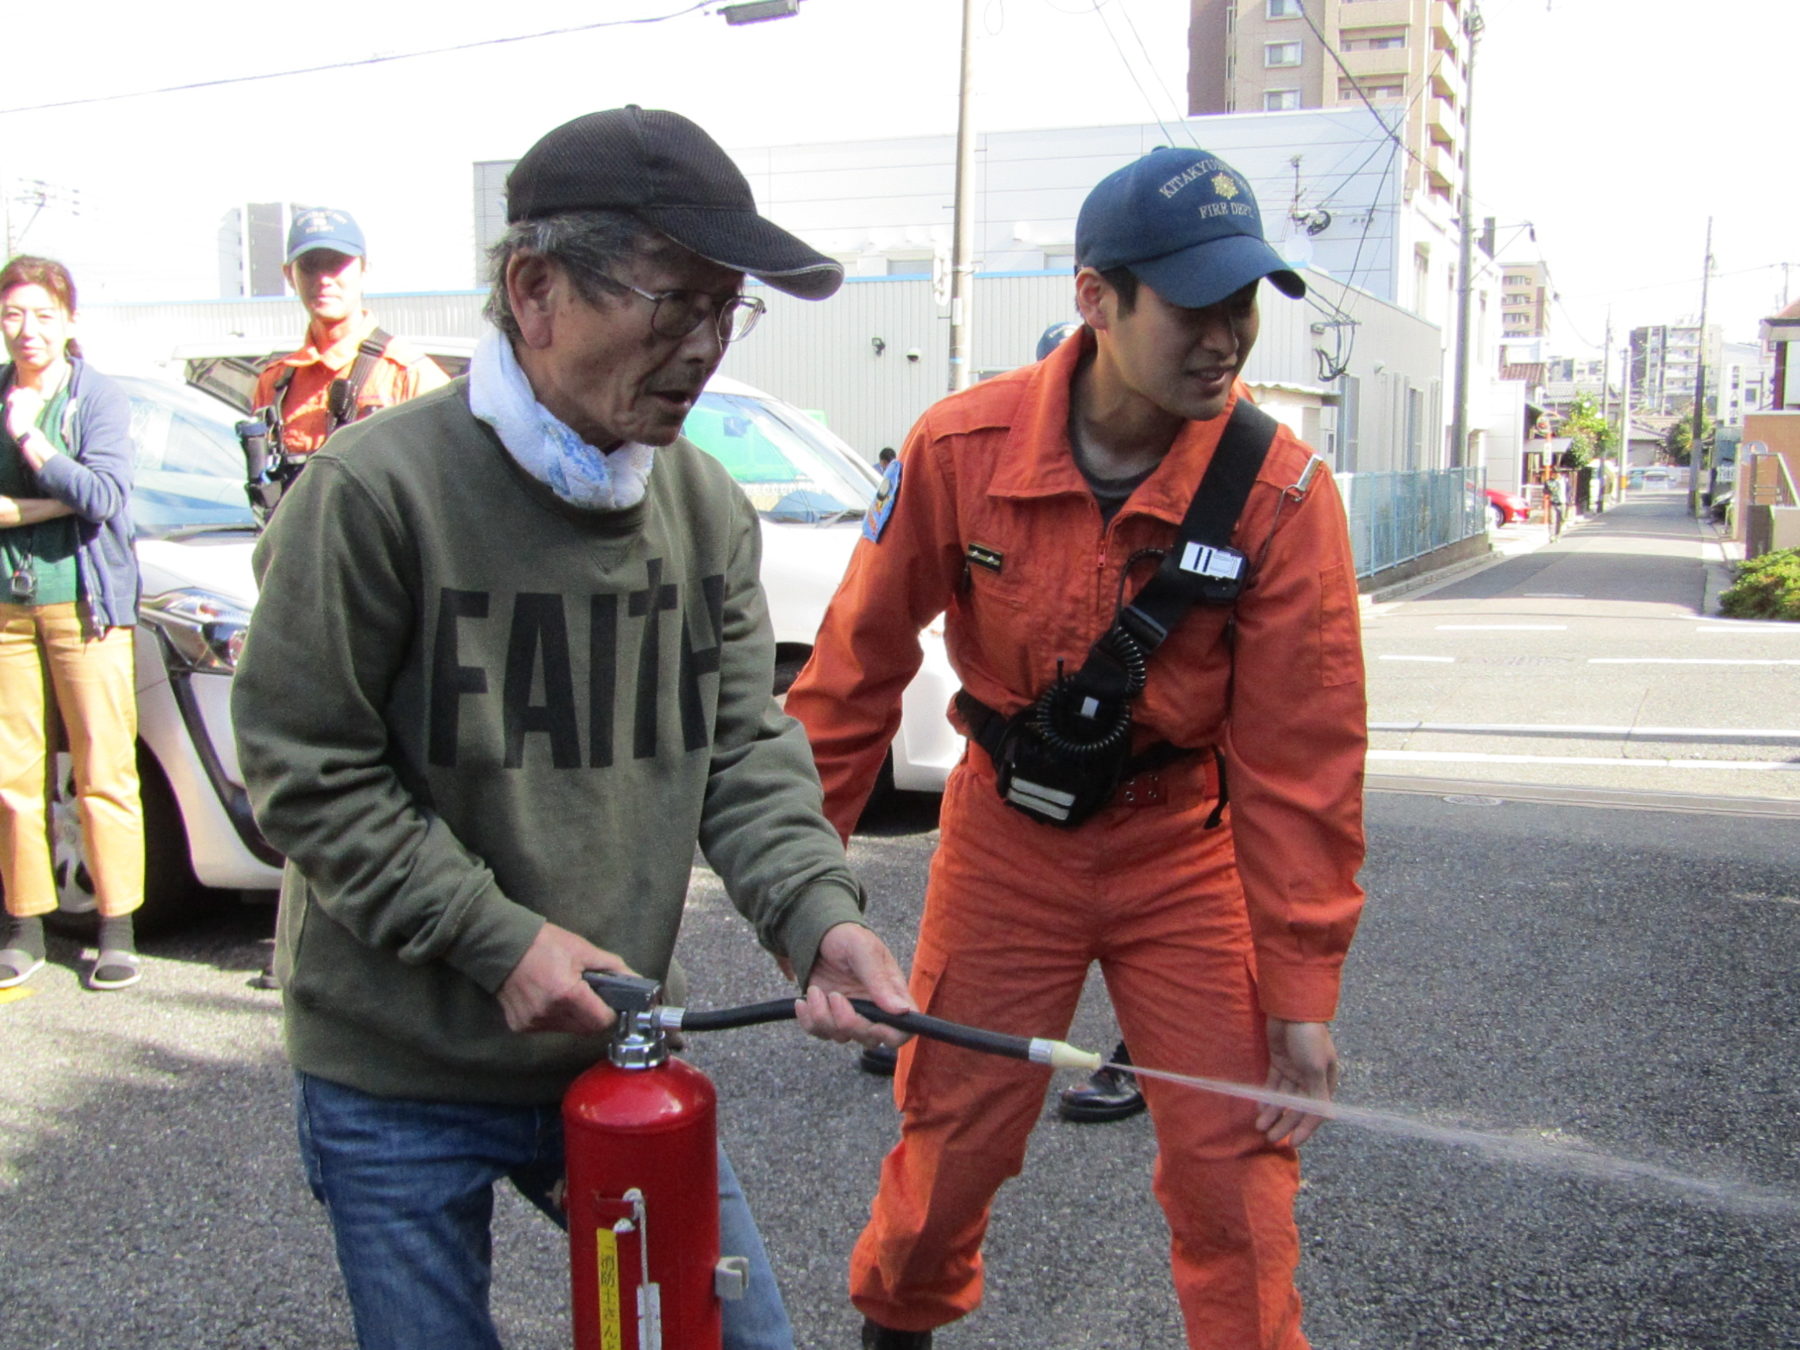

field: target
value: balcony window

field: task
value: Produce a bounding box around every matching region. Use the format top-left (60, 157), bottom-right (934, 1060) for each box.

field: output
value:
top-left (1342, 28), bottom-right (1408, 50)
top-left (1267, 0), bottom-right (1302, 15)
top-left (1265, 41), bottom-right (1303, 67)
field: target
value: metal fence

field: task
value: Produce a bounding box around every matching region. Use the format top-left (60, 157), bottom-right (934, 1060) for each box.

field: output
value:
top-left (1338, 466), bottom-right (1486, 579)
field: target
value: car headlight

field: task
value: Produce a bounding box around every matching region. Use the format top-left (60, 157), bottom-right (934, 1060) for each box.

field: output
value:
top-left (141, 589), bottom-right (251, 674)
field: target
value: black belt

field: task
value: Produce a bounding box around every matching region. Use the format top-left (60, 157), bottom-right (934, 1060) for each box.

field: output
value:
top-left (955, 690), bottom-right (1227, 827)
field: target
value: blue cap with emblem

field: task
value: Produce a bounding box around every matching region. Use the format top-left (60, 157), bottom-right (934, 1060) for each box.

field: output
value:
top-left (1075, 147), bottom-right (1304, 310)
top-left (285, 207), bottom-right (367, 263)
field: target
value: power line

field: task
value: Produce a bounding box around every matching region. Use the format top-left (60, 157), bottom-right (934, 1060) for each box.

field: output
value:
top-left (0, 2), bottom-right (714, 116)
top-left (1111, 1), bottom-right (1200, 146)
top-left (1086, 1), bottom-right (1186, 148)
top-left (1294, 0), bottom-right (1437, 181)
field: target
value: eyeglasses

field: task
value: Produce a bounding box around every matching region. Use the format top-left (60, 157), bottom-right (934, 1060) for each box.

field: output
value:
top-left (594, 275), bottom-right (766, 345)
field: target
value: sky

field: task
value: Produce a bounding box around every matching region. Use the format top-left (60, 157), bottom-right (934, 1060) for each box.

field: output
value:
top-left (3, 0), bottom-right (1795, 361)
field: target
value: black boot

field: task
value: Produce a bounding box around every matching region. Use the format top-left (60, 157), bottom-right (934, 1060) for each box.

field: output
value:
top-left (862, 1317), bottom-right (932, 1349)
top-left (857, 1042), bottom-right (899, 1077)
top-left (1056, 1041), bottom-right (1144, 1122)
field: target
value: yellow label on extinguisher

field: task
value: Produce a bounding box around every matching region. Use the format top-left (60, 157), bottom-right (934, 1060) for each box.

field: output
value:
top-left (596, 1228), bottom-right (623, 1350)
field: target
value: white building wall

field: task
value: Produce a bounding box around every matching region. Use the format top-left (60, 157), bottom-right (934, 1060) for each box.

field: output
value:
top-left (82, 267), bottom-right (1446, 479)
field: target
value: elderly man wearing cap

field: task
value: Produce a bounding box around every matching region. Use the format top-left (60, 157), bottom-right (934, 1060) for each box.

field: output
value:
top-left (250, 207), bottom-right (449, 464)
top-left (785, 146), bottom-right (1367, 1349)
top-left (232, 108), bottom-right (912, 1350)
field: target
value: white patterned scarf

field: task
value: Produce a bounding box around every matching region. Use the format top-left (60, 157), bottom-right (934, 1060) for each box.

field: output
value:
top-left (468, 327), bottom-right (656, 511)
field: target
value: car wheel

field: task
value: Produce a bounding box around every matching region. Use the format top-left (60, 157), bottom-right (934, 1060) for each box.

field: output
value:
top-left (51, 748), bottom-right (218, 937)
top-left (1488, 502), bottom-right (1505, 531)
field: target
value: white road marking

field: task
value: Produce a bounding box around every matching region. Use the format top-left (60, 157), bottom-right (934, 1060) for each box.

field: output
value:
top-left (1377, 655), bottom-right (1456, 663)
top-left (1589, 658), bottom-right (1800, 667)
top-left (1434, 624), bottom-right (1568, 631)
top-left (1696, 623), bottom-right (1800, 633)
top-left (1371, 721), bottom-right (1800, 741)
top-left (1520, 592), bottom-right (1584, 598)
top-left (1368, 750), bottom-right (1800, 771)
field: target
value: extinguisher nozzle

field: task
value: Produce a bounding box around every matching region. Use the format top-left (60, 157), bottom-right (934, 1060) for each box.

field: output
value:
top-left (1030, 1039), bottom-right (1105, 1073)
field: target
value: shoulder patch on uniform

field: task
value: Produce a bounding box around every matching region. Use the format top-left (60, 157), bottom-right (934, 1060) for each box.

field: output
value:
top-left (863, 459), bottom-right (902, 543)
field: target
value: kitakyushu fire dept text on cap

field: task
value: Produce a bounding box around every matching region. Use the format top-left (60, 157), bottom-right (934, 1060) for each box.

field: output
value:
top-left (504, 105), bottom-right (843, 302)
top-left (285, 208), bottom-right (366, 264)
top-left (1075, 146), bottom-right (1305, 310)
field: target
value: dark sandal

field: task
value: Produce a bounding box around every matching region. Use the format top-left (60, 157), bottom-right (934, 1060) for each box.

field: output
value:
top-left (88, 949), bottom-right (142, 991)
top-left (0, 949), bottom-right (45, 989)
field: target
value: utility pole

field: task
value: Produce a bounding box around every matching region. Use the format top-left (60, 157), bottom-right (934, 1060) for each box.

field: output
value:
top-left (1616, 336), bottom-right (1630, 503)
top-left (947, 0), bottom-right (977, 393)
top-left (1687, 217), bottom-right (1713, 518)
top-left (1595, 311), bottom-right (1611, 514)
top-left (1449, 3), bottom-right (1484, 470)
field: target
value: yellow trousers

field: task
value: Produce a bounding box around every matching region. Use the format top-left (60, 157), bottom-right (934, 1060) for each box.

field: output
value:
top-left (0, 603), bottom-right (144, 919)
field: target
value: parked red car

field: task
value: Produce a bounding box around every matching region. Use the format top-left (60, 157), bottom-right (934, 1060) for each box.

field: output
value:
top-left (1483, 486), bottom-right (1531, 529)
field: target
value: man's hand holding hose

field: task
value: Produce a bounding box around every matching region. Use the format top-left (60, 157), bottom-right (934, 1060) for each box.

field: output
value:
top-left (794, 921), bottom-right (915, 1052)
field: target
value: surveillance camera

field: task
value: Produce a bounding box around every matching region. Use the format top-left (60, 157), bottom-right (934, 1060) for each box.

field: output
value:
top-left (906, 348), bottom-right (921, 362)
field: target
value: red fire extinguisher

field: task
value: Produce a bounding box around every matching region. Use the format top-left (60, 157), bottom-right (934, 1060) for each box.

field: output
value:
top-left (564, 974), bottom-right (746, 1350)
top-left (563, 974), bottom-right (1104, 1349)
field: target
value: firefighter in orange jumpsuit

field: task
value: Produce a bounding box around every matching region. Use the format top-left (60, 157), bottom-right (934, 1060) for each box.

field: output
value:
top-left (251, 206), bottom-right (449, 460)
top-left (784, 147), bottom-right (1368, 1350)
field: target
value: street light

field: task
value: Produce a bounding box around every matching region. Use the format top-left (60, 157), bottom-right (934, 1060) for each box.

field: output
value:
top-left (720, 0), bottom-right (801, 23)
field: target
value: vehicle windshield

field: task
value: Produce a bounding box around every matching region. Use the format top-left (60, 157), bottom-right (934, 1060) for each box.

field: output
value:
top-left (684, 391), bottom-right (877, 522)
top-left (115, 376), bottom-right (259, 537)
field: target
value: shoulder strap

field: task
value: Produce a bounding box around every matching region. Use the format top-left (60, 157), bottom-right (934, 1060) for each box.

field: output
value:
top-left (1116, 397), bottom-right (1279, 654)
top-left (325, 328), bottom-right (393, 435)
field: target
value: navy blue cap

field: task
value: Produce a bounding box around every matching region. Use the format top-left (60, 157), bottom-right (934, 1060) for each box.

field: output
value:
top-left (1076, 147), bottom-right (1304, 309)
top-left (1036, 320), bottom-right (1080, 362)
top-left (286, 208), bottom-right (366, 263)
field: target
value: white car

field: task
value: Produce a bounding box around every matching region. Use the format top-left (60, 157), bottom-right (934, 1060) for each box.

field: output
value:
top-left (57, 370), bottom-right (958, 930)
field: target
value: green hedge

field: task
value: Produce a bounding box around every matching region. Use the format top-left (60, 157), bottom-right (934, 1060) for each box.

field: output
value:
top-left (1719, 548), bottom-right (1800, 621)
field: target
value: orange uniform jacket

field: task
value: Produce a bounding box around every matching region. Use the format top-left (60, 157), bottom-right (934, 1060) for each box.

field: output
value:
top-left (252, 311), bottom-right (450, 458)
top-left (785, 335), bottom-right (1368, 1021)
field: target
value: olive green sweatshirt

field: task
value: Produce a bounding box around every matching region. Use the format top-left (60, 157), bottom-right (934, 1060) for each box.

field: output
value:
top-left (232, 380), bottom-right (865, 1104)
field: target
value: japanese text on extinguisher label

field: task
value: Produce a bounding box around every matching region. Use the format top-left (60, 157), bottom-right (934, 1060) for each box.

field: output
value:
top-left (596, 1227), bottom-right (623, 1350)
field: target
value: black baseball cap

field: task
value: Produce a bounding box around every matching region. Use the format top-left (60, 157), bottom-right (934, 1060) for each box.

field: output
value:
top-left (505, 106), bottom-right (843, 301)
top-left (1076, 147), bottom-right (1304, 309)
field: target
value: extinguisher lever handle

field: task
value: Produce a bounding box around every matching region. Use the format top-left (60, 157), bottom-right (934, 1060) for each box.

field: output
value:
top-left (582, 970), bottom-right (663, 1013)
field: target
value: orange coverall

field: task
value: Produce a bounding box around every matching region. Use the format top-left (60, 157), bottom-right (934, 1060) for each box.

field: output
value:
top-left (251, 311), bottom-right (449, 458)
top-left (784, 332), bottom-right (1367, 1349)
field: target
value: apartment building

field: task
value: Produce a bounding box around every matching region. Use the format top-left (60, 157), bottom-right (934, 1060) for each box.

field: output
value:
top-left (1499, 261), bottom-right (1550, 341)
top-left (1541, 355), bottom-right (1612, 418)
top-left (1630, 322), bottom-right (1723, 416)
top-left (1718, 340), bottom-right (1773, 427)
top-left (1188, 0), bottom-right (1474, 280)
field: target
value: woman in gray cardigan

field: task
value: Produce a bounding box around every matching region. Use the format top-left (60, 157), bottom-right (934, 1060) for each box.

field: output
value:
top-left (0, 255), bottom-right (144, 991)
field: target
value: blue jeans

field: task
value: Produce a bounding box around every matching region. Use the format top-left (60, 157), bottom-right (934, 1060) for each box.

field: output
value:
top-left (294, 1072), bottom-right (795, 1350)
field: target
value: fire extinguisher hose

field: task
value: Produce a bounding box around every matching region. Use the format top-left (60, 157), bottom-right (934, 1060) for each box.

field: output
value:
top-left (665, 995), bottom-right (1103, 1072)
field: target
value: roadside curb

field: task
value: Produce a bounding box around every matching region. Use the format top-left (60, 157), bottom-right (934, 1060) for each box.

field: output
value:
top-left (1368, 773), bottom-right (1800, 818)
top-left (1359, 547), bottom-right (1498, 607)
top-left (1699, 514), bottom-right (1744, 617)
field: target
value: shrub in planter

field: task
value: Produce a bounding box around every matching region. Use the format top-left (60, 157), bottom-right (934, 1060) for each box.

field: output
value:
top-left (1718, 548), bottom-right (1800, 621)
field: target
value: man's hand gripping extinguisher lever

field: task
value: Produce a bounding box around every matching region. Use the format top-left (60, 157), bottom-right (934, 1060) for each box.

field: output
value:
top-left (581, 971), bottom-right (1105, 1072)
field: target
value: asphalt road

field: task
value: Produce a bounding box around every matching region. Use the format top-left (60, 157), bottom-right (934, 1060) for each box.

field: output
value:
top-left (2, 786), bottom-right (1795, 1350)
top-left (3, 488), bottom-right (1796, 1348)
top-left (1365, 492), bottom-right (1800, 802)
